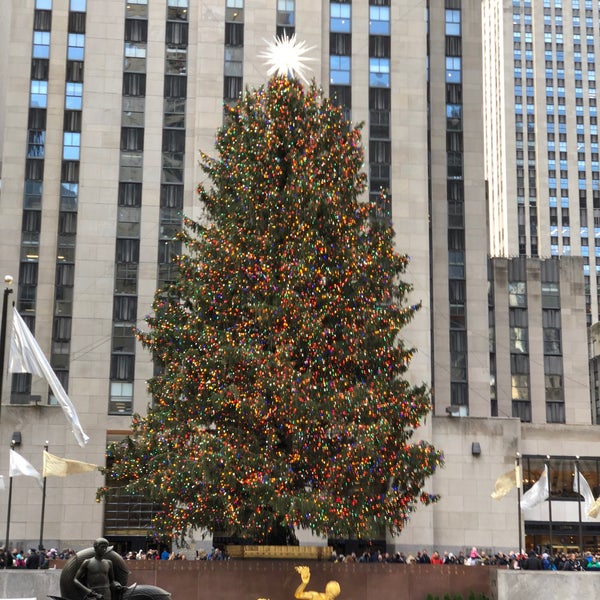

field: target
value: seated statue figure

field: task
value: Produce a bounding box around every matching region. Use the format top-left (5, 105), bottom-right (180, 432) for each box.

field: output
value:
top-left (58, 538), bottom-right (171, 600)
top-left (73, 538), bottom-right (124, 600)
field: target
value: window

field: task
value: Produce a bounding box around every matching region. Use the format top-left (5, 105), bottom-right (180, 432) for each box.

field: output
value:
top-left (369, 57), bottom-right (390, 87)
top-left (63, 132), bottom-right (80, 160)
top-left (331, 3), bottom-right (350, 33)
top-left (508, 281), bottom-right (526, 306)
top-left (30, 80), bottom-right (48, 108)
top-left (65, 82), bottom-right (83, 109)
top-left (125, 42), bottom-right (146, 58)
top-left (446, 9), bottom-right (460, 36)
top-left (28, 130), bottom-right (45, 158)
top-left (224, 47), bottom-right (242, 77)
top-left (447, 104), bottom-right (462, 130)
top-left (446, 56), bottom-right (461, 83)
top-left (60, 182), bottom-right (78, 211)
top-left (330, 55), bottom-right (350, 85)
top-left (70, 0), bottom-right (86, 11)
top-left (33, 31), bottom-right (50, 58)
top-left (277, 0), bottom-right (294, 27)
top-left (67, 33), bottom-right (85, 60)
top-left (369, 6), bottom-right (390, 35)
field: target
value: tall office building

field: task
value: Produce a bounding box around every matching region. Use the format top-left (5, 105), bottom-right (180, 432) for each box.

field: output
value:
top-left (0, 0), bottom-right (598, 554)
top-left (483, 0), bottom-right (600, 326)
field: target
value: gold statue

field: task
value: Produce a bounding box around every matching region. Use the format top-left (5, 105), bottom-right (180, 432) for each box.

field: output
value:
top-left (294, 566), bottom-right (340, 600)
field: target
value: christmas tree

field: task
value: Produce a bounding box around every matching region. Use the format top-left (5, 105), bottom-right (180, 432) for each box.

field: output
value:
top-left (100, 38), bottom-right (442, 544)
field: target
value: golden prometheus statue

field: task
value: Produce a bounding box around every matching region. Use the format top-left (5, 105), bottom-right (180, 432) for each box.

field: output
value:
top-left (257, 564), bottom-right (341, 600)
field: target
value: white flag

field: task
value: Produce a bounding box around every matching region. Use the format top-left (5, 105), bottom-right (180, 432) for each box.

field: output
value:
top-left (520, 465), bottom-right (549, 511)
top-left (9, 307), bottom-right (89, 447)
top-left (574, 470), bottom-right (599, 521)
top-left (9, 450), bottom-right (43, 488)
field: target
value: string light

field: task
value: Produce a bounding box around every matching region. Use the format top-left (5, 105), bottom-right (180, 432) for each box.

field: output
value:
top-left (99, 74), bottom-right (442, 544)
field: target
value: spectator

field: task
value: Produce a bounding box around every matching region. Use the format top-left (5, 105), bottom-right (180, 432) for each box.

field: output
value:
top-left (25, 549), bottom-right (40, 570)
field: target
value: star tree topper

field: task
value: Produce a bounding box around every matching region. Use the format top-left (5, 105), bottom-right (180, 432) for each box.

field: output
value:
top-left (259, 32), bottom-right (316, 85)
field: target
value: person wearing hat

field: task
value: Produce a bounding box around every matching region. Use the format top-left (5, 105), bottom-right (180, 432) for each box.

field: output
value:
top-left (74, 538), bottom-right (124, 600)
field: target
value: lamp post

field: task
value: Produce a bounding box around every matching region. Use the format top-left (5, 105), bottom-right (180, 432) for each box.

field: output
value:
top-left (0, 275), bottom-right (14, 417)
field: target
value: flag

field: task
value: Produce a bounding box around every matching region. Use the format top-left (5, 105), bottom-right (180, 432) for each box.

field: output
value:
top-left (491, 467), bottom-right (520, 500)
top-left (589, 497), bottom-right (600, 519)
top-left (43, 451), bottom-right (99, 478)
top-left (520, 466), bottom-right (549, 511)
top-left (0, 475), bottom-right (5, 491)
top-left (9, 449), bottom-right (42, 488)
top-left (573, 469), bottom-right (596, 521)
top-left (9, 307), bottom-right (89, 447)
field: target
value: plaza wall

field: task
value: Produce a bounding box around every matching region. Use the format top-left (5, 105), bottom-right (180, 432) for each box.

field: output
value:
top-left (2, 563), bottom-right (600, 600)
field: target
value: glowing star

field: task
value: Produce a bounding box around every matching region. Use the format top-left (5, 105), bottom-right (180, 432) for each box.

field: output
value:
top-left (259, 33), bottom-right (316, 85)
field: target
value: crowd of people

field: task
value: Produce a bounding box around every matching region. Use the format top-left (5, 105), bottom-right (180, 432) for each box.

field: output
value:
top-left (329, 546), bottom-right (600, 571)
top-left (3, 543), bottom-right (600, 571)
top-left (0, 546), bottom-right (76, 568)
top-left (123, 547), bottom-right (229, 561)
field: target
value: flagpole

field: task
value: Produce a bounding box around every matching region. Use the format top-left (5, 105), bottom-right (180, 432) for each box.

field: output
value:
top-left (0, 276), bottom-right (14, 418)
top-left (39, 442), bottom-right (48, 552)
top-left (576, 456), bottom-right (583, 554)
top-left (546, 455), bottom-right (553, 555)
top-left (516, 453), bottom-right (523, 554)
top-left (4, 440), bottom-right (15, 558)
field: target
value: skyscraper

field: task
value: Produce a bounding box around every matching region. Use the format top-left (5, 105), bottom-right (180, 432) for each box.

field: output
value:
top-left (483, 0), bottom-right (600, 326)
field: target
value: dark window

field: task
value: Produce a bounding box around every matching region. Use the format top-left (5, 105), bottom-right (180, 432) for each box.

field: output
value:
top-left (369, 87), bottom-right (390, 110)
top-left (224, 76), bottom-right (242, 101)
top-left (119, 183), bottom-right (142, 207)
top-left (26, 159), bottom-right (45, 180)
top-left (369, 36), bottom-right (390, 58)
top-left (66, 60), bottom-right (84, 82)
top-left (330, 32), bottom-right (351, 55)
top-left (166, 22), bottom-right (188, 45)
top-left (123, 73), bottom-right (146, 96)
top-left (31, 59), bottom-right (49, 80)
top-left (121, 127), bottom-right (144, 151)
top-left (68, 12), bottom-right (86, 33)
top-left (115, 239), bottom-right (140, 263)
top-left (164, 75), bottom-right (187, 98)
top-left (225, 22), bottom-right (244, 46)
top-left (34, 10), bottom-right (52, 30)
top-left (125, 19), bottom-right (148, 42)
top-left (113, 295), bottom-right (138, 322)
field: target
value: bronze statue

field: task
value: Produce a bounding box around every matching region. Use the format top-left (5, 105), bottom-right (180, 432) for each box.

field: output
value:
top-left (73, 538), bottom-right (123, 600)
top-left (56, 539), bottom-right (170, 600)
top-left (294, 566), bottom-right (340, 600)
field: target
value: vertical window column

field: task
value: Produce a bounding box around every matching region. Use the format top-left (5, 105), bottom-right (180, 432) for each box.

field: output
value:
top-left (276, 0), bottom-right (295, 38)
top-left (224, 0), bottom-right (244, 104)
top-left (12, 0), bottom-right (53, 403)
top-left (109, 0), bottom-right (148, 415)
top-left (509, 260), bottom-right (531, 422)
top-left (541, 262), bottom-right (564, 423)
top-left (368, 0), bottom-right (390, 223)
top-left (49, 0), bottom-right (87, 402)
top-left (329, 1), bottom-right (352, 120)
top-left (158, 0), bottom-right (188, 292)
top-left (445, 1), bottom-right (468, 410)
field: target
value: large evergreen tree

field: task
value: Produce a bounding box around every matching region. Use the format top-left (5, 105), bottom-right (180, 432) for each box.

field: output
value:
top-left (100, 73), bottom-right (442, 544)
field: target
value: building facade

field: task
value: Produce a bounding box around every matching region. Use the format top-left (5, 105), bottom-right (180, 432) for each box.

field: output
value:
top-left (0, 0), bottom-right (598, 555)
top-left (483, 0), bottom-right (600, 326)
